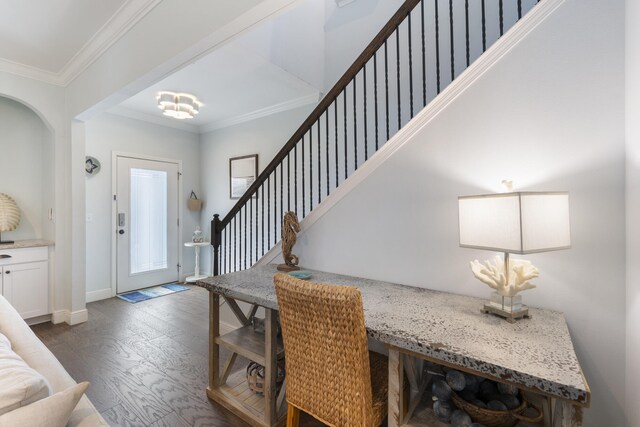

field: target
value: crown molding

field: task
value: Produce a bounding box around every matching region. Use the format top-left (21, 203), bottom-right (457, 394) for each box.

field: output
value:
top-left (199, 91), bottom-right (321, 133)
top-left (107, 106), bottom-right (200, 134)
top-left (0, 0), bottom-right (162, 87)
top-left (0, 58), bottom-right (61, 86)
top-left (58, 0), bottom-right (163, 85)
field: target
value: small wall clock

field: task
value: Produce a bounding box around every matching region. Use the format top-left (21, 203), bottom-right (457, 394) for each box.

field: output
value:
top-left (85, 156), bottom-right (101, 176)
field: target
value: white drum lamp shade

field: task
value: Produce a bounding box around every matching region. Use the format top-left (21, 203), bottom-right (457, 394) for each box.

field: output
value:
top-left (0, 193), bottom-right (20, 244)
top-left (458, 192), bottom-right (571, 253)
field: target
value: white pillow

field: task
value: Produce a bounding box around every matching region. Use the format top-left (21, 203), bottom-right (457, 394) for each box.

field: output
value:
top-left (0, 382), bottom-right (89, 427)
top-left (0, 334), bottom-right (10, 350)
top-left (0, 344), bottom-right (52, 415)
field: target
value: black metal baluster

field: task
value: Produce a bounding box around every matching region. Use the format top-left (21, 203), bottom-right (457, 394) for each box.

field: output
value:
top-left (280, 163), bottom-right (283, 229)
top-left (233, 217), bottom-right (236, 272)
top-left (255, 194), bottom-right (259, 262)
top-left (363, 65), bottom-right (368, 160)
top-left (226, 226), bottom-right (229, 274)
top-left (309, 129), bottom-right (313, 212)
top-left (465, 0), bottom-right (470, 67)
top-left (243, 206), bottom-right (247, 269)
top-left (518, 0), bottom-right (522, 19)
top-left (325, 112), bottom-right (329, 197)
top-left (435, 0), bottom-right (441, 93)
top-left (385, 40), bottom-right (390, 140)
top-left (396, 28), bottom-right (401, 130)
top-left (249, 196), bottom-right (253, 266)
top-left (334, 102), bottom-right (339, 189)
top-left (273, 170), bottom-right (277, 246)
top-left (287, 154), bottom-right (291, 211)
top-left (343, 91), bottom-right (348, 180)
top-left (294, 145), bottom-right (298, 214)
top-left (317, 120), bottom-right (321, 204)
top-left (302, 135), bottom-right (306, 216)
top-left (449, 0), bottom-right (454, 81)
top-left (353, 78), bottom-right (358, 170)
top-left (374, 53), bottom-right (380, 151)
top-left (499, 0), bottom-right (504, 36)
top-left (261, 184), bottom-right (265, 255)
top-left (267, 177), bottom-right (271, 247)
top-left (421, 0), bottom-right (426, 107)
top-left (408, 13), bottom-right (414, 118)
top-left (481, 0), bottom-right (487, 52)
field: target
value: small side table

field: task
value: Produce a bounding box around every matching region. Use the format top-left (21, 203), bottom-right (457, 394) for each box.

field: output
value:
top-left (184, 241), bottom-right (210, 283)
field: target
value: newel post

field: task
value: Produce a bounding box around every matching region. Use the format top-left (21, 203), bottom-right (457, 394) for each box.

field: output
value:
top-left (212, 214), bottom-right (221, 276)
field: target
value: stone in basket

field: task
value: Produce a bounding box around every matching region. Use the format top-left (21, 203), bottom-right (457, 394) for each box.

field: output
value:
top-left (430, 368), bottom-right (543, 427)
top-left (451, 387), bottom-right (543, 427)
top-left (246, 361), bottom-right (286, 395)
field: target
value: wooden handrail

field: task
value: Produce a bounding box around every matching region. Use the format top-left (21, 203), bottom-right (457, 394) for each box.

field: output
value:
top-left (217, 0), bottom-right (422, 230)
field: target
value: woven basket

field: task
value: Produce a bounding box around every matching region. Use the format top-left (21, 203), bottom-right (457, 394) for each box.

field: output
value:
top-left (451, 390), bottom-right (543, 427)
top-left (246, 361), bottom-right (285, 395)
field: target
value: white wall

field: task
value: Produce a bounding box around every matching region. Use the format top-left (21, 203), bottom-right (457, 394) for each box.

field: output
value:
top-left (626, 0), bottom-right (640, 425)
top-left (289, 0), bottom-right (625, 425)
top-left (0, 72), bottom-right (74, 320)
top-left (0, 97), bottom-right (53, 241)
top-left (84, 113), bottom-right (201, 299)
top-left (236, 0), bottom-right (325, 91)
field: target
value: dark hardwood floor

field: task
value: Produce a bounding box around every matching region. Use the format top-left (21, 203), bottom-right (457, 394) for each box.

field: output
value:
top-left (31, 285), bottom-right (324, 427)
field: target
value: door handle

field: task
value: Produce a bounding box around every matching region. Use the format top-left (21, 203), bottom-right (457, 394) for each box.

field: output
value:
top-left (0, 255), bottom-right (11, 259)
top-left (118, 230), bottom-right (125, 235)
top-left (4, 271), bottom-right (9, 275)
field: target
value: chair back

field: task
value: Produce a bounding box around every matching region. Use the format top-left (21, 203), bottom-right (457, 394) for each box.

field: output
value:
top-left (274, 273), bottom-right (373, 427)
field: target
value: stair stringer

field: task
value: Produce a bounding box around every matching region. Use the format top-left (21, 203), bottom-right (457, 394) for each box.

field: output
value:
top-left (257, 0), bottom-right (565, 267)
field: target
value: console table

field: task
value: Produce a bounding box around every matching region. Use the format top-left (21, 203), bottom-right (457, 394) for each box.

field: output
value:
top-left (196, 266), bottom-right (590, 427)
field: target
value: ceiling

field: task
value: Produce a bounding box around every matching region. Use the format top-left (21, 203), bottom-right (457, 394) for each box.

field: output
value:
top-left (112, 43), bottom-right (320, 134)
top-left (109, 0), bottom-right (326, 134)
top-left (0, 0), bottom-right (160, 84)
top-left (0, 0), bottom-right (352, 132)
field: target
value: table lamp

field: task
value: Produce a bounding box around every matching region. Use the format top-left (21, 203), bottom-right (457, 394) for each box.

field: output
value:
top-left (458, 191), bottom-right (570, 322)
top-left (0, 193), bottom-right (20, 245)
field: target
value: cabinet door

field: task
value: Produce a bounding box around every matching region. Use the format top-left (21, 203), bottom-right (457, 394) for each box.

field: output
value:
top-left (3, 261), bottom-right (48, 319)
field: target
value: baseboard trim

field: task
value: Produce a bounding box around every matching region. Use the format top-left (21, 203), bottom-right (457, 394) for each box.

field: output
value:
top-left (258, 0), bottom-right (566, 267)
top-left (51, 309), bottom-right (89, 325)
top-left (86, 288), bottom-right (113, 303)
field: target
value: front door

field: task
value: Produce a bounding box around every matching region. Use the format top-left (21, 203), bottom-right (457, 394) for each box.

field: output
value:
top-left (116, 156), bottom-right (179, 293)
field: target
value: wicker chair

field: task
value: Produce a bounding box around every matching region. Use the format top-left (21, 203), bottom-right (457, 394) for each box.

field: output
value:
top-left (274, 273), bottom-right (389, 427)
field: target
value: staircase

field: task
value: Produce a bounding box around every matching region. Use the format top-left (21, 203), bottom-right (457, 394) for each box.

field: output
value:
top-left (211, 0), bottom-right (540, 276)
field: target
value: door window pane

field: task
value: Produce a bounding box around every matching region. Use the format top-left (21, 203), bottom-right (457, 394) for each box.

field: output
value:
top-left (130, 168), bottom-right (168, 274)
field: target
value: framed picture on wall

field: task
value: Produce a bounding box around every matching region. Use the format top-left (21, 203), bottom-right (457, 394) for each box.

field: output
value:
top-left (230, 154), bottom-right (258, 199)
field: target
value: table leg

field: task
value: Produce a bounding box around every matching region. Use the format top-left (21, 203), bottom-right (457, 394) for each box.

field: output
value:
top-left (264, 308), bottom-right (278, 424)
top-left (208, 293), bottom-right (220, 393)
top-left (553, 399), bottom-right (583, 427)
top-left (388, 348), bottom-right (405, 427)
top-left (194, 246), bottom-right (201, 277)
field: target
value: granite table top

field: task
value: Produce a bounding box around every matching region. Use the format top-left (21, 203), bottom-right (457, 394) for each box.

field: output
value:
top-left (197, 265), bottom-right (590, 406)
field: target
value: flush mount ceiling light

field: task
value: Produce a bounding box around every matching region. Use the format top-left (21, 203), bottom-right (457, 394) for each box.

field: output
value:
top-left (156, 92), bottom-right (201, 120)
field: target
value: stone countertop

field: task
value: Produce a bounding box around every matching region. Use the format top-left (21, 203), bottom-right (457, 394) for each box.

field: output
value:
top-left (197, 265), bottom-right (590, 406)
top-left (0, 239), bottom-right (54, 250)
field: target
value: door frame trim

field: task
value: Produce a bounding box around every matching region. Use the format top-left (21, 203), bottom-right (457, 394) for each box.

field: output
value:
top-left (111, 151), bottom-right (183, 297)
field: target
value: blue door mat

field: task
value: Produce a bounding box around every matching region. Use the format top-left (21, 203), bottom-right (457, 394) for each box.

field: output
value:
top-left (117, 283), bottom-right (190, 303)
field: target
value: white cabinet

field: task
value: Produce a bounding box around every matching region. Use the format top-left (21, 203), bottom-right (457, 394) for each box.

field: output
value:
top-left (0, 245), bottom-right (49, 319)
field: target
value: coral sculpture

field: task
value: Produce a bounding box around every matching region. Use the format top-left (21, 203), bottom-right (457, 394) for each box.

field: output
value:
top-left (470, 255), bottom-right (539, 297)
